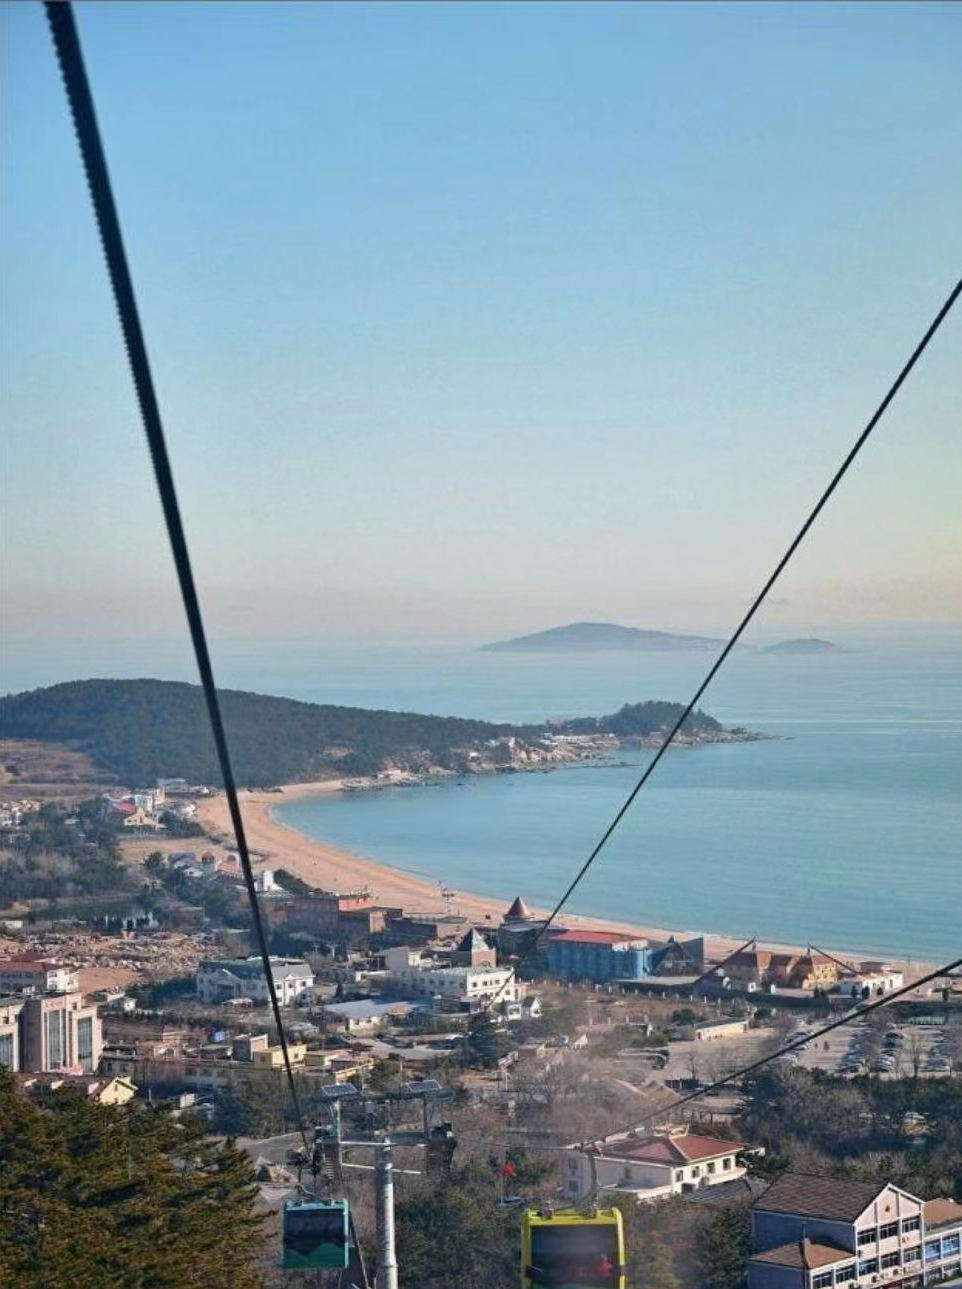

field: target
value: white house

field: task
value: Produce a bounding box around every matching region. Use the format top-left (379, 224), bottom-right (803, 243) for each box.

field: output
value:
top-left (562, 1127), bottom-right (749, 1204)
top-left (195, 957), bottom-right (314, 1006)
top-left (383, 947), bottom-right (520, 1007)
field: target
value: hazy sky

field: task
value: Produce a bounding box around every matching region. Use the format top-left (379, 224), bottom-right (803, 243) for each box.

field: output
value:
top-left (2, 1), bottom-right (960, 689)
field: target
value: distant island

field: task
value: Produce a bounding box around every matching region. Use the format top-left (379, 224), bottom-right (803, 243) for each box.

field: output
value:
top-left (761, 638), bottom-right (843, 655)
top-left (0, 679), bottom-right (762, 790)
top-left (480, 621), bottom-right (726, 653)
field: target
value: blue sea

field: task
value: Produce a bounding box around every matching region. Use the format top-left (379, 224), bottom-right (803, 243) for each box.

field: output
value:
top-left (263, 628), bottom-right (962, 965)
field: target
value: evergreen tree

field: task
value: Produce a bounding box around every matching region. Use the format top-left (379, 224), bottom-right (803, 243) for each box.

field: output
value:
top-left (0, 1071), bottom-right (267, 1289)
top-left (698, 1205), bottom-right (752, 1289)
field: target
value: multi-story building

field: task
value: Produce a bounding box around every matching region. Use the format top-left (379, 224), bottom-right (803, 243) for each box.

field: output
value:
top-left (546, 930), bottom-right (652, 983)
top-left (748, 1173), bottom-right (962, 1289)
top-left (20, 992), bottom-right (103, 1074)
top-left (194, 956), bottom-right (314, 1006)
top-left (384, 947), bottom-right (520, 1006)
top-left (0, 996), bottom-right (25, 1070)
top-left (562, 1127), bottom-right (749, 1204)
top-left (0, 956), bottom-right (79, 995)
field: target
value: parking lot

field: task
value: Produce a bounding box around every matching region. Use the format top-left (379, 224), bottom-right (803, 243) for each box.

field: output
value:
top-left (792, 1019), bottom-right (959, 1079)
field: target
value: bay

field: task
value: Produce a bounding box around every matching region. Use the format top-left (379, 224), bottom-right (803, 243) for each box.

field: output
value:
top-left (268, 630), bottom-right (961, 964)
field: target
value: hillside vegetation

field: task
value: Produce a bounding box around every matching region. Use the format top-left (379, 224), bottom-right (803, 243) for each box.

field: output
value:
top-left (0, 679), bottom-right (735, 789)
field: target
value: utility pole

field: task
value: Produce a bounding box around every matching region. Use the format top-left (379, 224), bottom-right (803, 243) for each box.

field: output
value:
top-left (374, 1144), bottom-right (398, 1289)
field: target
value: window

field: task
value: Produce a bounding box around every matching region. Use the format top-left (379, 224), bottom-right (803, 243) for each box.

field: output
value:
top-left (76, 1017), bottom-right (94, 1072)
top-left (0, 1033), bottom-right (13, 1068)
top-left (858, 1259), bottom-right (878, 1276)
top-left (674, 1171), bottom-right (683, 1183)
top-left (880, 1222), bottom-right (898, 1240)
top-left (923, 1242), bottom-right (941, 1264)
top-left (813, 1273), bottom-right (833, 1288)
top-left (567, 1157), bottom-right (578, 1172)
top-left (880, 1252), bottom-right (901, 1269)
top-left (836, 1264), bottom-right (856, 1282)
top-left (708, 1161), bottom-right (716, 1174)
top-left (902, 1217), bottom-right (921, 1234)
top-left (858, 1228), bottom-right (878, 1247)
top-left (691, 1166), bottom-right (701, 1178)
top-left (44, 1009), bottom-right (66, 1068)
top-left (723, 1157), bottom-right (733, 1170)
top-left (903, 1248), bottom-right (920, 1263)
top-left (944, 1236), bottom-right (961, 1257)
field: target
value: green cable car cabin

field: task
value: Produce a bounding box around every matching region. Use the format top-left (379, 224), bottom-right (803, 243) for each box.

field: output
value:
top-left (281, 1199), bottom-right (350, 1271)
top-left (521, 1208), bottom-right (625, 1289)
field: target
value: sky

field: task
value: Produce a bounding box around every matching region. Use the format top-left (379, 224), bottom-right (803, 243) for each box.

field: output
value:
top-left (1, 1), bottom-right (961, 691)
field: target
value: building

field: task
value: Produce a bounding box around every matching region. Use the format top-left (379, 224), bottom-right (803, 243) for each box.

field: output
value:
top-left (195, 957), bottom-right (314, 1006)
top-left (748, 1173), bottom-right (962, 1289)
top-left (450, 927), bottom-right (497, 968)
top-left (726, 949), bottom-right (841, 992)
top-left (20, 992), bottom-right (103, 1073)
top-left (650, 936), bottom-right (706, 976)
top-left (836, 971), bottom-right (904, 998)
top-left (22, 1073), bottom-right (138, 1105)
top-left (695, 1018), bottom-right (751, 1042)
top-left (546, 930), bottom-right (652, 983)
top-left (0, 956), bottom-right (79, 995)
top-left (384, 946), bottom-right (520, 1006)
top-left (562, 1127), bottom-right (749, 1204)
top-left (0, 996), bottom-right (25, 1070)
top-left (321, 1000), bottom-right (420, 1034)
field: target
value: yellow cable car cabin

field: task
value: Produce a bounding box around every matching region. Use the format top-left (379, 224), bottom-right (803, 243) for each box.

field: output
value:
top-left (521, 1208), bottom-right (625, 1289)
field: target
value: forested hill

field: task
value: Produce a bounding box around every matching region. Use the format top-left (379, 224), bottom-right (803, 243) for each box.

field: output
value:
top-left (0, 679), bottom-right (521, 787)
top-left (0, 680), bottom-right (737, 788)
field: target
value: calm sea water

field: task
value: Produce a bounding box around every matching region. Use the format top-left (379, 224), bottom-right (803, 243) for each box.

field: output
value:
top-left (267, 633), bottom-right (961, 964)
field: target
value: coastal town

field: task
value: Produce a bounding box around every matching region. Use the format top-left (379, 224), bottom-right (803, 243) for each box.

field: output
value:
top-left (2, 769), bottom-right (961, 1288)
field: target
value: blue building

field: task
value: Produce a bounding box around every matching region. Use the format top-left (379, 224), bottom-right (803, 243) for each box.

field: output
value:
top-left (547, 930), bottom-right (652, 983)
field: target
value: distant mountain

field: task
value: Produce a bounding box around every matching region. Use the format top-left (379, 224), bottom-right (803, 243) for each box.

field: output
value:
top-left (761, 638), bottom-right (843, 655)
top-left (480, 622), bottom-right (725, 653)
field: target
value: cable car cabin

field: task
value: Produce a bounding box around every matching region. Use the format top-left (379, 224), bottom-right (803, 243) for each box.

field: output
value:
top-left (522, 1208), bottom-right (625, 1289)
top-left (281, 1199), bottom-right (350, 1271)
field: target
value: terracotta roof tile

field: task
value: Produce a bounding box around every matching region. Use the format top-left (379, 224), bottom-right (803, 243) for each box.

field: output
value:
top-left (925, 1199), bottom-right (962, 1230)
top-left (751, 1240), bottom-right (853, 1270)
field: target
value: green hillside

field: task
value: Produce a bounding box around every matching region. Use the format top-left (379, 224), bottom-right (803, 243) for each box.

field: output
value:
top-left (0, 679), bottom-right (522, 787)
top-left (0, 679), bottom-right (733, 788)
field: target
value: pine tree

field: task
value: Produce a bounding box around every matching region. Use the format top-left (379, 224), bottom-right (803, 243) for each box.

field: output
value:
top-left (0, 1071), bottom-right (268, 1289)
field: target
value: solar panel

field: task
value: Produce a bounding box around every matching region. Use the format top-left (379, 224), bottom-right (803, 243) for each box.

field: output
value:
top-left (320, 1083), bottom-right (360, 1100)
top-left (401, 1079), bottom-right (442, 1094)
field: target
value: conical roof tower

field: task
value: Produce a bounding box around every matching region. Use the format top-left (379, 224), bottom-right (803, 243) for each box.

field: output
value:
top-left (504, 896), bottom-right (532, 921)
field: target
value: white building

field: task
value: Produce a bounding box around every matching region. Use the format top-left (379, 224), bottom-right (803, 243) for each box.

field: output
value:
top-left (0, 957), bottom-right (79, 996)
top-left (562, 1127), bottom-right (749, 1204)
top-left (195, 957), bottom-right (314, 1006)
top-left (384, 946), bottom-right (520, 1006)
top-left (835, 971), bottom-right (904, 998)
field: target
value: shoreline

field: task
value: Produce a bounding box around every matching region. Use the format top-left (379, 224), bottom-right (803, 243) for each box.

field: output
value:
top-left (195, 783), bottom-right (934, 980)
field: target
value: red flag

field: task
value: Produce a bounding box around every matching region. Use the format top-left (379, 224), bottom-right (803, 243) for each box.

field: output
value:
top-left (500, 1162), bottom-right (517, 1177)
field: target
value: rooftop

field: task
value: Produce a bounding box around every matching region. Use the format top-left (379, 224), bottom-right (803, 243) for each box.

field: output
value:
top-left (601, 1130), bottom-right (744, 1164)
top-left (504, 896), bottom-right (532, 920)
top-left (925, 1199), bottom-right (962, 1231)
top-left (751, 1240), bottom-right (853, 1270)
top-left (754, 1173), bottom-right (887, 1222)
top-left (549, 930), bottom-right (646, 947)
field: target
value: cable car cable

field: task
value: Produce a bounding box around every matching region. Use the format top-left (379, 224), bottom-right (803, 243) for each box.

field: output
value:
top-left (586, 954), bottom-right (962, 1152)
top-left (487, 271), bottom-right (962, 1012)
top-left (43, 0), bottom-right (311, 1154)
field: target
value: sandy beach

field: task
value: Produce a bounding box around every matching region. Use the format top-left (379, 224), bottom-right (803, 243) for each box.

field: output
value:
top-left (192, 783), bottom-right (937, 982)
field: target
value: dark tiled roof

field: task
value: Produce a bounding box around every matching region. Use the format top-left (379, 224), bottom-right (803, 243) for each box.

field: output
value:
top-left (754, 1173), bottom-right (886, 1222)
top-left (751, 1239), bottom-right (853, 1270)
top-left (684, 1176), bottom-right (771, 1206)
